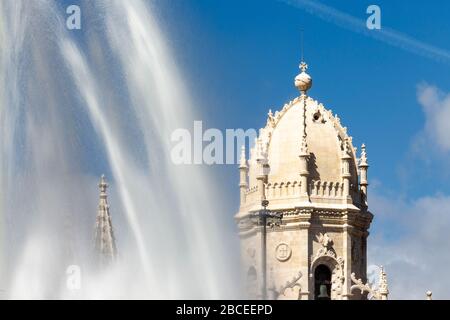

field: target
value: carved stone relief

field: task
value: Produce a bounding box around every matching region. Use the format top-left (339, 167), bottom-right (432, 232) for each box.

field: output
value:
top-left (268, 269), bottom-right (303, 300)
top-left (275, 243), bottom-right (292, 262)
top-left (310, 233), bottom-right (345, 299)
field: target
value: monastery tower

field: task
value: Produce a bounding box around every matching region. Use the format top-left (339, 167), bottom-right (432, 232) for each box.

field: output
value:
top-left (235, 61), bottom-right (373, 300)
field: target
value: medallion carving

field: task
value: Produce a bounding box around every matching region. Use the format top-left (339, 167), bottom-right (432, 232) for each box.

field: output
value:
top-left (275, 243), bottom-right (291, 262)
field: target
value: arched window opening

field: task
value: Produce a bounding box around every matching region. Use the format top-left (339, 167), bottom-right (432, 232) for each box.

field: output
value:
top-left (314, 264), bottom-right (331, 300)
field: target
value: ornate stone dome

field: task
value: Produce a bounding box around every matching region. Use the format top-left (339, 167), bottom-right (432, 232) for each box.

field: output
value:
top-left (248, 97), bottom-right (359, 186)
top-left (242, 62), bottom-right (364, 211)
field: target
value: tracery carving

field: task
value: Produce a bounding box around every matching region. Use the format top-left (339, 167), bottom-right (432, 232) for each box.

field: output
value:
top-left (310, 233), bottom-right (345, 299)
top-left (351, 266), bottom-right (389, 300)
top-left (313, 233), bottom-right (335, 260)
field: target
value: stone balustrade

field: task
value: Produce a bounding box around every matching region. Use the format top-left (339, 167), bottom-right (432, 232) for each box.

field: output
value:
top-left (243, 180), bottom-right (360, 205)
top-left (309, 180), bottom-right (344, 198)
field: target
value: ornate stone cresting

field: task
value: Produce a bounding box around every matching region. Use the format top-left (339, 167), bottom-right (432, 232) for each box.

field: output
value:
top-left (94, 175), bottom-right (117, 267)
top-left (351, 266), bottom-right (389, 300)
top-left (267, 109), bottom-right (276, 128)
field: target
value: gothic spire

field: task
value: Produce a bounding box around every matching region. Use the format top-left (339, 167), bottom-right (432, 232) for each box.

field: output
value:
top-left (94, 175), bottom-right (117, 267)
top-left (378, 266), bottom-right (389, 299)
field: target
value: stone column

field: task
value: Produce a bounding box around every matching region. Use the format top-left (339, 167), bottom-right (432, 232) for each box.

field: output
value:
top-left (342, 222), bottom-right (353, 300)
top-left (256, 139), bottom-right (269, 202)
top-left (299, 93), bottom-right (310, 202)
top-left (255, 139), bottom-right (269, 300)
top-left (361, 231), bottom-right (369, 282)
top-left (299, 145), bottom-right (309, 201)
top-left (298, 220), bottom-right (311, 300)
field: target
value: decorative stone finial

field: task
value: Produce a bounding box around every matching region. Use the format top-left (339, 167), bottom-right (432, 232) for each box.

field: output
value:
top-left (294, 61), bottom-right (312, 94)
top-left (239, 145), bottom-right (247, 168)
top-left (266, 109), bottom-right (275, 128)
top-left (359, 143), bottom-right (368, 167)
top-left (426, 291), bottom-right (433, 300)
top-left (256, 138), bottom-right (269, 179)
top-left (378, 266), bottom-right (389, 298)
top-left (99, 174), bottom-right (108, 196)
top-left (300, 61), bottom-right (308, 72)
top-left (341, 138), bottom-right (352, 159)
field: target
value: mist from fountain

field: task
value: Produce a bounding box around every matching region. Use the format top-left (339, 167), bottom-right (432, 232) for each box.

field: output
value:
top-left (0, 0), bottom-right (241, 299)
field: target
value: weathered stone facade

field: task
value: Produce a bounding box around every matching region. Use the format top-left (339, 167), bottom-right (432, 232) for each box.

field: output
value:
top-left (235, 62), bottom-right (373, 300)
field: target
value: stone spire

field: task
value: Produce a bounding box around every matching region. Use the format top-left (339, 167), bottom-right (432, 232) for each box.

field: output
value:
top-left (239, 145), bottom-right (248, 207)
top-left (358, 144), bottom-right (369, 205)
top-left (360, 144), bottom-right (368, 167)
top-left (378, 266), bottom-right (389, 300)
top-left (297, 61), bottom-right (311, 201)
top-left (94, 175), bottom-right (117, 267)
top-left (256, 138), bottom-right (269, 203)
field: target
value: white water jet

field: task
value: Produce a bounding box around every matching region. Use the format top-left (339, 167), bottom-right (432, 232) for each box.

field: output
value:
top-left (0, 0), bottom-right (241, 299)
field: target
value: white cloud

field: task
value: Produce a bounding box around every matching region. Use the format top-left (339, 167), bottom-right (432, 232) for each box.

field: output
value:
top-left (366, 84), bottom-right (450, 300)
top-left (417, 84), bottom-right (450, 153)
top-left (369, 190), bottom-right (450, 299)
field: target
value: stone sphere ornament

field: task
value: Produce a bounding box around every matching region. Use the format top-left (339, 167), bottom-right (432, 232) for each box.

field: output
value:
top-left (294, 61), bottom-right (312, 93)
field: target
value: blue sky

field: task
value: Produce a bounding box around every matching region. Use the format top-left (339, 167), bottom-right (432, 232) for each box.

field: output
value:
top-left (157, 1), bottom-right (450, 204)
top-left (153, 0), bottom-right (450, 297)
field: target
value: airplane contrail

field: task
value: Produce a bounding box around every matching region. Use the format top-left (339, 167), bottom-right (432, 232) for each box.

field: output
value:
top-left (280, 0), bottom-right (450, 65)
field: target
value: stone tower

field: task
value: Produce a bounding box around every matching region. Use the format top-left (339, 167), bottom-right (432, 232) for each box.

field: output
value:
top-left (235, 61), bottom-right (373, 300)
top-left (94, 175), bottom-right (117, 267)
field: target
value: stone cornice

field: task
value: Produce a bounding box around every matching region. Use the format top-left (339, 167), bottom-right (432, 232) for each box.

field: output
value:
top-left (237, 206), bottom-right (372, 236)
